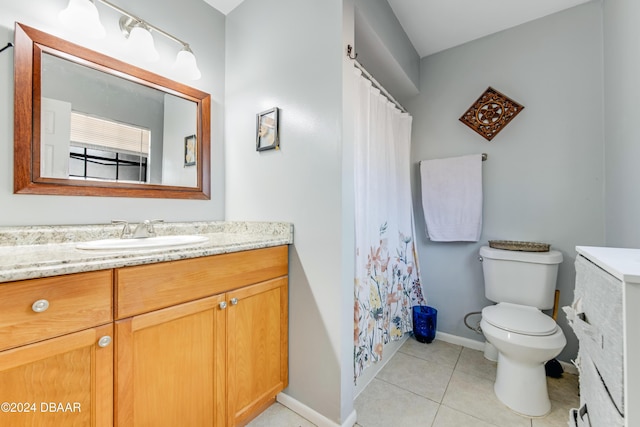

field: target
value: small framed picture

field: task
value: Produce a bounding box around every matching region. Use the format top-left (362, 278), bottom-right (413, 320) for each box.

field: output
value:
top-left (184, 134), bottom-right (196, 166)
top-left (256, 107), bottom-right (279, 151)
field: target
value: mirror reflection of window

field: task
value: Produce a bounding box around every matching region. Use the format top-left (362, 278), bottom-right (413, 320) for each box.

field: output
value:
top-left (69, 147), bottom-right (148, 183)
top-left (66, 112), bottom-right (150, 183)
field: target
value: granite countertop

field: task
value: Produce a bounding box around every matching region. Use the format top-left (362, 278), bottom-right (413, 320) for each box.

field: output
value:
top-left (0, 221), bottom-right (293, 283)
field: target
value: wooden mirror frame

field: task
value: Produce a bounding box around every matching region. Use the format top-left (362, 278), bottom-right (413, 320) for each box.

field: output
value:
top-left (13, 23), bottom-right (211, 199)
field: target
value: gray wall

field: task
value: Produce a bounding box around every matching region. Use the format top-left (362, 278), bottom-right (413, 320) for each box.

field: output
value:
top-left (225, 0), bottom-right (354, 424)
top-left (407, 2), bottom-right (605, 362)
top-left (0, 0), bottom-right (225, 225)
top-left (603, 0), bottom-right (640, 247)
top-left (353, 0), bottom-right (419, 104)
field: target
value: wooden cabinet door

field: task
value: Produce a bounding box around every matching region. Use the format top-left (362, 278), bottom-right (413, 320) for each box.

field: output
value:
top-left (0, 324), bottom-right (113, 427)
top-left (115, 294), bottom-right (226, 427)
top-left (227, 277), bottom-right (288, 426)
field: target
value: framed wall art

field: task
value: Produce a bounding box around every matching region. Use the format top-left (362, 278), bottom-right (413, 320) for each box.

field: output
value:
top-left (256, 107), bottom-right (279, 151)
top-left (184, 134), bottom-right (196, 166)
top-left (459, 87), bottom-right (524, 141)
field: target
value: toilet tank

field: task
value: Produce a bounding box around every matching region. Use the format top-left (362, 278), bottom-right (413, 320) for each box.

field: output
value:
top-left (479, 246), bottom-right (563, 309)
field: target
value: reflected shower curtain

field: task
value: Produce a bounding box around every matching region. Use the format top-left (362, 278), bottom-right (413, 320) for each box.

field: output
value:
top-left (353, 68), bottom-right (425, 381)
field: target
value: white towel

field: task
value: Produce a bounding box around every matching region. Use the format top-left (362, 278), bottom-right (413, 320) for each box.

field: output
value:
top-left (420, 154), bottom-right (483, 242)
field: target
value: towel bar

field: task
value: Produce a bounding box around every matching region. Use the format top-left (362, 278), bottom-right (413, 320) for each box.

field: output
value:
top-left (419, 153), bottom-right (488, 163)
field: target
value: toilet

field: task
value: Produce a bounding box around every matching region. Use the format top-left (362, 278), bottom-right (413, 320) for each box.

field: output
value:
top-left (479, 245), bottom-right (566, 417)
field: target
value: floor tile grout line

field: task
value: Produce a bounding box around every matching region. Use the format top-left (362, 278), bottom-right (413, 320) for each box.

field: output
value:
top-left (439, 345), bottom-right (463, 408)
top-left (437, 402), bottom-right (505, 427)
top-left (371, 375), bottom-right (445, 406)
top-left (440, 347), bottom-right (536, 427)
top-left (397, 342), bottom-right (464, 365)
top-left (382, 348), bottom-right (463, 403)
top-left (429, 404), bottom-right (443, 427)
top-left (453, 347), bottom-right (501, 383)
top-left (396, 342), bottom-right (465, 427)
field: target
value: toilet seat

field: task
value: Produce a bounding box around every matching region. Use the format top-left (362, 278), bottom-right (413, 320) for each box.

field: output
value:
top-left (483, 303), bottom-right (557, 336)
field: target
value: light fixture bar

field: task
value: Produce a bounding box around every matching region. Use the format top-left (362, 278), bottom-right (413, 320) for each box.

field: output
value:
top-left (97, 0), bottom-right (189, 48)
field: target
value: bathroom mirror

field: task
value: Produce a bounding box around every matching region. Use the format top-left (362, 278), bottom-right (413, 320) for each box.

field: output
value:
top-left (14, 23), bottom-right (211, 199)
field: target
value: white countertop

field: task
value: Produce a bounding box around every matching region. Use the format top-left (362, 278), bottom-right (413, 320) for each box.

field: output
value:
top-left (0, 221), bottom-right (293, 283)
top-left (576, 246), bottom-right (640, 284)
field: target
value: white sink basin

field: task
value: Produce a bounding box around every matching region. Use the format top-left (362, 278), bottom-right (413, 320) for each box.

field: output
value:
top-left (76, 235), bottom-right (209, 250)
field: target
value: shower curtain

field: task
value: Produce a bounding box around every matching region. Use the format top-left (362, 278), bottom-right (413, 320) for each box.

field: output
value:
top-left (353, 67), bottom-right (425, 381)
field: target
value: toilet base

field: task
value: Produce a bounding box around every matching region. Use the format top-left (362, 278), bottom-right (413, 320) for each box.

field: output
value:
top-left (494, 353), bottom-right (550, 417)
top-left (484, 341), bottom-right (498, 362)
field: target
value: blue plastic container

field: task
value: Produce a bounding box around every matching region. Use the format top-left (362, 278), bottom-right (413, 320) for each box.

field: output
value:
top-left (412, 305), bottom-right (437, 343)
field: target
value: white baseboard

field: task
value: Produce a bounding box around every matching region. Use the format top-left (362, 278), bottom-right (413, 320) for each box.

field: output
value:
top-left (435, 331), bottom-right (485, 351)
top-left (277, 392), bottom-right (357, 427)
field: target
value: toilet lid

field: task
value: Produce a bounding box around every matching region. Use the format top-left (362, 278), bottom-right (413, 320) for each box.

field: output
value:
top-left (482, 303), bottom-right (558, 336)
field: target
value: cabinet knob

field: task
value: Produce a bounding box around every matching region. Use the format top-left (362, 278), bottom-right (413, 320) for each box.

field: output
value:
top-left (98, 336), bottom-right (112, 348)
top-left (219, 301), bottom-right (227, 310)
top-left (230, 298), bottom-right (238, 306)
top-left (31, 299), bottom-right (50, 313)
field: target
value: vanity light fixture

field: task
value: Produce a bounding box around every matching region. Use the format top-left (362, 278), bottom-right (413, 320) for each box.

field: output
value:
top-left (58, 0), bottom-right (202, 80)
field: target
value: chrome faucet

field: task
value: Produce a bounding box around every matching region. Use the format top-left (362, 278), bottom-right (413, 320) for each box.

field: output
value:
top-left (112, 220), bottom-right (132, 239)
top-left (112, 219), bottom-right (163, 239)
top-left (131, 219), bottom-right (164, 238)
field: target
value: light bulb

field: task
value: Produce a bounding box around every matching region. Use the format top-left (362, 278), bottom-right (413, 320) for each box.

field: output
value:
top-left (125, 25), bottom-right (159, 62)
top-left (173, 47), bottom-right (201, 80)
top-left (59, 0), bottom-right (106, 39)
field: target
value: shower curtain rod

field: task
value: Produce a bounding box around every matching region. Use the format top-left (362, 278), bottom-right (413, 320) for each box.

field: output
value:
top-left (353, 59), bottom-right (408, 114)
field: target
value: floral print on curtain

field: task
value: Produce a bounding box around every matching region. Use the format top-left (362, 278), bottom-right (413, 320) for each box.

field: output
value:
top-left (353, 67), bottom-right (425, 382)
top-left (354, 225), bottom-right (424, 380)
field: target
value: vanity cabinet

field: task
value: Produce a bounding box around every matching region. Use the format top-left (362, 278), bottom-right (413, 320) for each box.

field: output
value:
top-left (0, 271), bottom-right (114, 426)
top-left (0, 245), bottom-right (288, 427)
top-left (114, 245), bottom-right (289, 427)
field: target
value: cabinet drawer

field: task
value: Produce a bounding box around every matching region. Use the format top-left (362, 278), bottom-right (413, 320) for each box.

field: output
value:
top-left (576, 350), bottom-right (624, 427)
top-left (0, 270), bottom-right (113, 351)
top-left (116, 245), bottom-right (288, 318)
top-left (573, 255), bottom-right (624, 412)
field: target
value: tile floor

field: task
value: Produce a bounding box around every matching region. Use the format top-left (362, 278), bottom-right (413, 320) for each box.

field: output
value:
top-left (247, 337), bottom-right (579, 427)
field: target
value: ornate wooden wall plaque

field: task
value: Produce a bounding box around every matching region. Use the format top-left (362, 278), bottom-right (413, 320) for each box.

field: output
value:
top-left (459, 87), bottom-right (524, 141)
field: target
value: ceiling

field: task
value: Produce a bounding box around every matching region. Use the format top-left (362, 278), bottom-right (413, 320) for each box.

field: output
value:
top-left (387, 0), bottom-right (594, 57)
top-left (204, 0), bottom-right (594, 58)
top-left (203, 0), bottom-right (243, 15)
